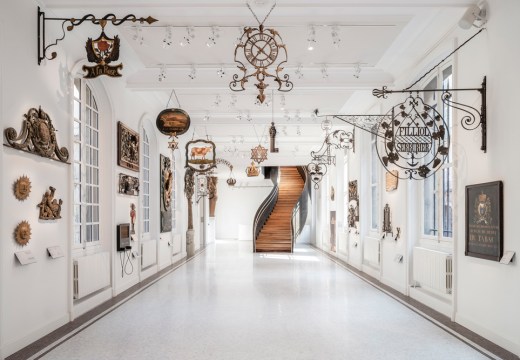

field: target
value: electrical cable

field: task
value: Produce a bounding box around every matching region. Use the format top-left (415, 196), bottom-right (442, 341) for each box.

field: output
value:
top-left (119, 247), bottom-right (134, 277)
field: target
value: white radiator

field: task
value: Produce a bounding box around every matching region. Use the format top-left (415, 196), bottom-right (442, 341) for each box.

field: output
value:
top-left (141, 240), bottom-right (157, 269)
top-left (413, 247), bottom-right (453, 294)
top-left (73, 252), bottom-right (110, 300)
top-left (363, 237), bottom-right (380, 265)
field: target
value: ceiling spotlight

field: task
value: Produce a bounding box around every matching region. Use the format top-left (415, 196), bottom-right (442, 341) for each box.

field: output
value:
top-left (245, 111), bottom-right (252, 122)
top-left (331, 26), bottom-right (341, 48)
top-left (294, 110), bottom-right (302, 123)
top-left (239, 135), bottom-right (245, 144)
top-left (236, 110), bottom-right (243, 121)
top-left (284, 110), bottom-right (291, 122)
top-left (162, 26), bottom-right (173, 48)
top-left (282, 126), bottom-right (288, 136)
top-left (295, 64), bottom-right (304, 79)
top-left (217, 65), bottom-right (226, 78)
top-left (229, 94), bottom-right (237, 108)
top-left (458, 4), bottom-right (486, 29)
top-left (353, 63), bottom-right (361, 79)
top-left (180, 26), bottom-right (195, 47)
top-left (206, 26), bottom-right (220, 47)
top-left (158, 64), bottom-right (167, 82)
top-left (188, 64), bottom-right (197, 79)
top-left (321, 64), bottom-right (329, 79)
top-left (133, 25), bottom-right (144, 46)
top-left (296, 126), bottom-right (301, 136)
top-left (311, 110), bottom-right (318, 122)
top-left (213, 94), bottom-right (222, 107)
top-left (307, 25), bottom-right (316, 51)
top-left (279, 94), bottom-right (286, 110)
top-left (202, 111), bottom-right (210, 122)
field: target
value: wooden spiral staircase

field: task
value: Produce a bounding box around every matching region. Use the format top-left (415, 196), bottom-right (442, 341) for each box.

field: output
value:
top-left (255, 167), bottom-right (304, 252)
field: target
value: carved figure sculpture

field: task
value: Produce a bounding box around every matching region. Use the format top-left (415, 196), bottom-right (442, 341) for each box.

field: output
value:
top-left (38, 186), bottom-right (63, 220)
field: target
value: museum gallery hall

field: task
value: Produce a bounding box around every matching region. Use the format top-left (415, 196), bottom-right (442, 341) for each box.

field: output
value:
top-left (0, 1), bottom-right (519, 359)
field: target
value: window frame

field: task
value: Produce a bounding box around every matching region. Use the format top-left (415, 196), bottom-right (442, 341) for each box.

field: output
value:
top-left (73, 78), bottom-right (101, 250)
top-left (420, 62), bottom-right (454, 243)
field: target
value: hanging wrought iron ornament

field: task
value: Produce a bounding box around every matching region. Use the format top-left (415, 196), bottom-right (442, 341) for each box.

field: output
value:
top-left (374, 94), bottom-right (450, 180)
top-left (251, 144), bottom-right (268, 164)
top-left (37, 7), bottom-right (157, 65)
top-left (83, 22), bottom-right (122, 78)
top-left (306, 121), bottom-right (354, 189)
top-left (229, 3), bottom-right (293, 103)
top-left (216, 158), bottom-right (237, 186)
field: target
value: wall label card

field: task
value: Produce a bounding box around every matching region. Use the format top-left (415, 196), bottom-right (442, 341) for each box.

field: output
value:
top-left (47, 246), bottom-right (64, 259)
top-left (15, 250), bottom-right (37, 265)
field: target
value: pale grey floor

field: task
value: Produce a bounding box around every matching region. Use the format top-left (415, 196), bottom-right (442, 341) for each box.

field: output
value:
top-left (41, 241), bottom-right (488, 360)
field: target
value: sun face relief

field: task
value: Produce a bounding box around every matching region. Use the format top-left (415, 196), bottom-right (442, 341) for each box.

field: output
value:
top-left (244, 32), bottom-right (279, 68)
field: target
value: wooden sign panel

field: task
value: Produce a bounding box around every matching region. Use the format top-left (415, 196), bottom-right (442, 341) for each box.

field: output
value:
top-left (156, 108), bottom-right (190, 136)
top-left (465, 181), bottom-right (503, 261)
top-left (385, 170), bottom-right (399, 192)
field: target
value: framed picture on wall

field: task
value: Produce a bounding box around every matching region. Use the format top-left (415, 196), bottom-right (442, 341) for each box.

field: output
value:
top-left (465, 181), bottom-right (503, 261)
top-left (117, 121), bottom-right (139, 171)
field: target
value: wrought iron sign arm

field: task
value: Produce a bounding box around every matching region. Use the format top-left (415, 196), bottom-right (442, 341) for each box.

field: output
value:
top-left (372, 76), bottom-right (487, 152)
top-left (37, 6), bottom-right (157, 65)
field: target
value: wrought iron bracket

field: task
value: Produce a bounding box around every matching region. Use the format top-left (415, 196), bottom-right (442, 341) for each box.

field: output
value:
top-left (372, 76), bottom-right (487, 152)
top-left (37, 6), bottom-right (157, 65)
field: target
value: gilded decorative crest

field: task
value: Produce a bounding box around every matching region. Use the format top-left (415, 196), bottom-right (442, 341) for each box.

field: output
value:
top-left (117, 121), bottom-right (139, 171)
top-left (37, 186), bottom-right (63, 220)
top-left (160, 154), bottom-right (173, 233)
top-left (4, 107), bottom-right (69, 163)
top-left (14, 175), bottom-right (32, 201)
top-left (83, 25), bottom-right (123, 78)
top-left (385, 170), bottom-right (399, 192)
top-left (185, 139), bottom-right (216, 173)
top-left (15, 221), bottom-right (32, 246)
top-left (474, 192), bottom-right (492, 225)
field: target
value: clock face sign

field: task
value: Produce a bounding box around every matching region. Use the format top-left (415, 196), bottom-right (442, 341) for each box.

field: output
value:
top-left (244, 32), bottom-right (279, 68)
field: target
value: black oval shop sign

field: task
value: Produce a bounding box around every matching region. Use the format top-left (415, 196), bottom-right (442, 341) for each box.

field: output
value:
top-left (156, 108), bottom-right (190, 136)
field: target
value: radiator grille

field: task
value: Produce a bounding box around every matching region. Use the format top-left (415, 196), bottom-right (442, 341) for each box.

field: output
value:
top-left (73, 252), bottom-right (110, 300)
top-left (413, 247), bottom-right (453, 294)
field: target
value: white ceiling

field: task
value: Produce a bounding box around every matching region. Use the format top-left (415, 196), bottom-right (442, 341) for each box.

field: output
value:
top-left (43, 0), bottom-right (473, 168)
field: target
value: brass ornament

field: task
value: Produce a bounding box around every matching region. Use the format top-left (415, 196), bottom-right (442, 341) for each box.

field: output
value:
top-left (83, 25), bottom-right (123, 78)
top-left (250, 144), bottom-right (268, 164)
top-left (37, 186), bottom-right (63, 220)
top-left (4, 107), bottom-right (70, 163)
top-left (15, 221), bottom-right (32, 246)
top-left (246, 161), bottom-right (260, 177)
top-left (14, 175), bottom-right (32, 201)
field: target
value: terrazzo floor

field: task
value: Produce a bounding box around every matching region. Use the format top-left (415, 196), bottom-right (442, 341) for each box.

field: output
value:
top-left (40, 241), bottom-right (490, 360)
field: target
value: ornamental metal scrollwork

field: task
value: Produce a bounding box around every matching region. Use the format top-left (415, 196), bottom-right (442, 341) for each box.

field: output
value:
top-left (230, 24), bottom-right (293, 103)
top-left (375, 94), bottom-right (450, 180)
top-left (4, 107), bottom-right (70, 163)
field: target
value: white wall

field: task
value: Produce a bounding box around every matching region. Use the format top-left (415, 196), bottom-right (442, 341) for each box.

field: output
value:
top-left (0, 1), bottom-right (186, 357)
top-left (313, 0), bottom-right (520, 355)
top-left (215, 178), bottom-right (272, 240)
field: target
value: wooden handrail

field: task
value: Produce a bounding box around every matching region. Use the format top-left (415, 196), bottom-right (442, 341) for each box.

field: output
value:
top-left (252, 167), bottom-right (279, 252)
top-left (291, 166), bottom-right (310, 251)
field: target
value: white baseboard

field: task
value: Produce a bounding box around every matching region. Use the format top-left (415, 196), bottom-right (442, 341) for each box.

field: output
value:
top-left (2, 314), bottom-right (69, 358)
top-left (362, 264), bottom-right (380, 279)
top-left (456, 314), bottom-right (520, 357)
top-left (380, 276), bottom-right (407, 295)
top-left (140, 265), bottom-right (157, 281)
top-left (114, 277), bottom-right (139, 296)
top-left (73, 288), bottom-right (112, 318)
top-left (409, 287), bottom-right (452, 317)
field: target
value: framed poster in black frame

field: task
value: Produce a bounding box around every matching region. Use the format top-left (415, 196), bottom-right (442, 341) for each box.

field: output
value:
top-left (465, 181), bottom-right (503, 261)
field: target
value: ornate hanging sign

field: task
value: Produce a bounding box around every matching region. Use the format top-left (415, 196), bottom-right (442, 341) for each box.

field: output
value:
top-left (229, 4), bottom-right (293, 103)
top-left (4, 107), bottom-right (70, 163)
top-left (246, 161), bottom-right (260, 177)
top-left (185, 139), bottom-right (217, 173)
top-left (156, 108), bottom-right (191, 137)
top-left (83, 23), bottom-right (123, 78)
top-left (374, 94), bottom-right (450, 180)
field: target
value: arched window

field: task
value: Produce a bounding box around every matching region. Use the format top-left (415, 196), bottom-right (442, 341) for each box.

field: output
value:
top-left (141, 129), bottom-right (151, 235)
top-left (73, 78), bottom-right (100, 248)
top-left (370, 131), bottom-right (380, 232)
